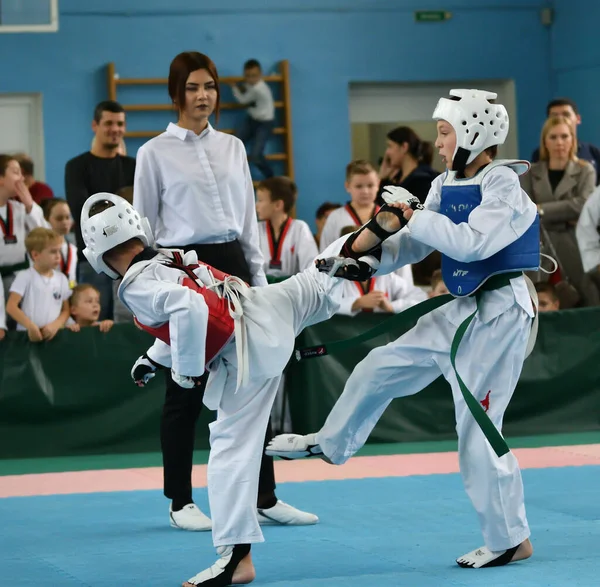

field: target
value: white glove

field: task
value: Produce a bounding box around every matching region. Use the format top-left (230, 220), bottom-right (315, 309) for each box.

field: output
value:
top-left (381, 185), bottom-right (422, 209)
top-left (131, 354), bottom-right (160, 387)
top-left (171, 370), bottom-right (202, 389)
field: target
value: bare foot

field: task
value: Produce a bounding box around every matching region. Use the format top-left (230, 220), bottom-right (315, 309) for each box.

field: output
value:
top-left (511, 538), bottom-right (533, 562)
top-left (182, 552), bottom-right (256, 587)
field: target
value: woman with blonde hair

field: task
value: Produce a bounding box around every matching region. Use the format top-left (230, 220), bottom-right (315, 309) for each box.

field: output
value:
top-left (520, 115), bottom-right (598, 305)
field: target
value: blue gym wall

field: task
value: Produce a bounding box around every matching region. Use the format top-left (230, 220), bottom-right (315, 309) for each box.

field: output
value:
top-left (551, 0), bottom-right (600, 148)
top-left (0, 0), bottom-right (555, 225)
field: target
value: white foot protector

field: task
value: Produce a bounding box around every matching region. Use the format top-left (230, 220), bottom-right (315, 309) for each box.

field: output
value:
top-left (456, 544), bottom-right (519, 568)
top-left (185, 544), bottom-right (251, 586)
top-left (265, 433), bottom-right (323, 460)
top-left (170, 503), bottom-right (212, 532)
top-left (257, 499), bottom-right (319, 526)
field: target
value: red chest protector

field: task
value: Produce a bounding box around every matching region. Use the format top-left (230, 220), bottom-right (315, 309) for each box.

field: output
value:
top-left (134, 253), bottom-right (237, 366)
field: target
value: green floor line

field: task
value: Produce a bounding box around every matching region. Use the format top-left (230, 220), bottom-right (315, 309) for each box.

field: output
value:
top-left (1, 431), bottom-right (600, 477)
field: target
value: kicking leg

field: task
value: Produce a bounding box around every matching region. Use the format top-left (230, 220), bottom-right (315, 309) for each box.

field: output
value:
top-left (342, 188), bottom-right (423, 258)
top-left (268, 310), bottom-right (447, 464)
top-left (442, 305), bottom-right (533, 568)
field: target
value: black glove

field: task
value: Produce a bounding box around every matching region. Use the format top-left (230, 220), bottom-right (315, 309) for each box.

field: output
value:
top-left (131, 353), bottom-right (163, 387)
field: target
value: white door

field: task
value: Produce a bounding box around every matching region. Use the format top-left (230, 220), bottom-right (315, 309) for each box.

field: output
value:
top-left (0, 94), bottom-right (45, 180)
top-left (349, 80), bottom-right (518, 167)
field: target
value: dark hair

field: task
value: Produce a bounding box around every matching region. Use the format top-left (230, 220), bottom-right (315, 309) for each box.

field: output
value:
top-left (386, 126), bottom-right (433, 166)
top-left (93, 100), bottom-right (125, 124)
top-left (534, 281), bottom-right (559, 301)
top-left (42, 198), bottom-right (70, 221)
top-left (244, 59), bottom-right (261, 71)
top-left (13, 153), bottom-right (33, 176)
top-left (258, 176), bottom-right (297, 214)
top-left (546, 98), bottom-right (579, 117)
top-left (316, 202), bottom-right (341, 220)
top-left (0, 154), bottom-right (17, 176)
top-left (168, 52), bottom-right (221, 120)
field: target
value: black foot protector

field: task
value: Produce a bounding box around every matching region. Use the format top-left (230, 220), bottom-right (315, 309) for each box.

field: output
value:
top-left (456, 545), bottom-right (520, 569)
top-left (341, 204), bottom-right (408, 260)
top-left (185, 544), bottom-right (252, 586)
top-left (315, 255), bottom-right (378, 281)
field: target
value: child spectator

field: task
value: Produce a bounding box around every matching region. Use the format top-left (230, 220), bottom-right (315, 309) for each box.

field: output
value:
top-left (6, 228), bottom-right (71, 341)
top-left (320, 160), bottom-right (415, 286)
top-left (66, 284), bottom-right (114, 332)
top-left (255, 176), bottom-right (317, 432)
top-left (319, 160), bottom-right (381, 252)
top-left (335, 225), bottom-right (427, 316)
top-left (535, 281), bottom-right (560, 312)
top-left (43, 199), bottom-right (77, 288)
top-left (429, 268), bottom-right (450, 298)
top-left (13, 153), bottom-right (55, 205)
top-left (255, 177), bottom-right (318, 281)
top-left (231, 59), bottom-right (275, 179)
top-left (0, 154), bottom-right (48, 300)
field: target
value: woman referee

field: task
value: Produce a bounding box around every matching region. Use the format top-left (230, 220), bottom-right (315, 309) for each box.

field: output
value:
top-left (133, 51), bottom-right (317, 533)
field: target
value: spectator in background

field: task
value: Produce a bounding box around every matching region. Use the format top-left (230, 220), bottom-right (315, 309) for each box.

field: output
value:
top-left (0, 155), bottom-right (48, 305)
top-left (6, 228), bottom-right (71, 342)
top-left (314, 202), bottom-right (341, 247)
top-left (531, 98), bottom-right (600, 184)
top-left (43, 199), bottom-right (77, 288)
top-left (576, 184), bottom-right (600, 297)
top-left (428, 269), bottom-right (449, 298)
top-left (231, 59), bottom-right (275, 179)
top-left (255, 176), bottom-right (317, 434)
top-left (534, 282), bottom-right (560, 312)
top-left (66, 284), bottom-right (113, 332)
top-left (255, 176), bottom-right (318, 282)
top-left (13, 153), bottom-right (54, 205)
top-left (521, 116), bottom-right (597, 306)
top-left (319, 160), bottom-right (381, 252)
top-left (92, 136), bottom-right (127, 157)
top-left (133, 51), bottom-right (316, 535)
top-left (334, 225), bottom-right (426, 316)
top-left (64, 100), bottom-right (136, 320)
top-left (320, 160), bottom-right (414, 286)
top-left (377, 127), bottom-right (441, 284)
top-left (377, 126), bottom-right (439, 205)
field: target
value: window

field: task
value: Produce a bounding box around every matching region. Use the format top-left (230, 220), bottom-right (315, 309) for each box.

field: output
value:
top-left (0, 0), bottom-right (58, 33)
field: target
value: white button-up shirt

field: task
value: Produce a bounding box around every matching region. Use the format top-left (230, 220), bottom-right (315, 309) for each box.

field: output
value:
top-left (133, 122), bottom-right (267, 286)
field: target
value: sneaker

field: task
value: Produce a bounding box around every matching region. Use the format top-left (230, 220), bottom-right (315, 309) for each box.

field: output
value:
top-left (169, 503), bottom-right (212, 531)
top-left (257, 499), bottom-right (319, 526)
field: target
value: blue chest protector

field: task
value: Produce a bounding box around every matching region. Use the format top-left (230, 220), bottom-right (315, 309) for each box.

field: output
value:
top-left (439, 160), bottom-right (540, 297)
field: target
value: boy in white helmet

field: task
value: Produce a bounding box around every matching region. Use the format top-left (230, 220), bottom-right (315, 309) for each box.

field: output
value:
top-left (79, 191), bottom-right (409, 586)
top-left (267, 90), bottom-right (540, 569)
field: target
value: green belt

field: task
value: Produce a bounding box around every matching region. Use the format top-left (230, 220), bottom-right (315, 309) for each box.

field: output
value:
top-left (0, 259), bottom-right (29, 277)
top-left (266, 274), bottom-right (291, 285)
top-left (296, 271), bottom-right (522, 458)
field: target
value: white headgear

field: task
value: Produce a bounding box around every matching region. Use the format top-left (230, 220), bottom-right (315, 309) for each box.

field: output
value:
top-left (432, 89), bottom-right (509, 169)
top-left (80, 192), bottom-right (154, 279)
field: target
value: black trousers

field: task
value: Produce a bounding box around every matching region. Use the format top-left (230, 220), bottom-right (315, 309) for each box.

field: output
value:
top-left (161, 240), bottom-right (276, 508)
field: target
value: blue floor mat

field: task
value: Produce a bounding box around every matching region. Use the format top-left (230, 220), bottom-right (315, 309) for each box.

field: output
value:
top-left (0, 466), bottom-right (598, 586)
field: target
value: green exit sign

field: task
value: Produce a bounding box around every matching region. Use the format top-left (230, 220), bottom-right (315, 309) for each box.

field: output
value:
top-left (414, 10), bottom-right (452, 22)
